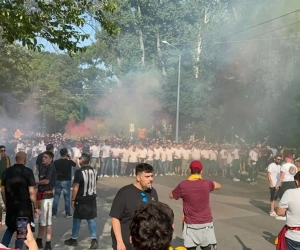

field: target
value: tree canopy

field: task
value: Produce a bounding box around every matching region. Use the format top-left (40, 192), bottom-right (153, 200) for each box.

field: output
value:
top-left (0, 0), bottom-right (119, 54)
top-left (1, 0), bottom-right (300, 145)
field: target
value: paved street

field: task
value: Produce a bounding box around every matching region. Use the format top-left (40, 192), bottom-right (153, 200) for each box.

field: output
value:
top-left (0, 174), bottom-right (283, 250)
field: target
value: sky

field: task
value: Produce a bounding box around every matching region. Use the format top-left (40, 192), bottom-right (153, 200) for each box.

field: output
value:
top-left (41, 23), bottom-right (96, 53)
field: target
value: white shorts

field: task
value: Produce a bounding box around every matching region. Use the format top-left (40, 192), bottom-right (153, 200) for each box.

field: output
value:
top-left (39, 198), bottom-right (53, 226)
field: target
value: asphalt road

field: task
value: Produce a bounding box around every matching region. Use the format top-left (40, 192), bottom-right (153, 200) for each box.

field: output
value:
top-left (0, 173), bottom-right (283, 250)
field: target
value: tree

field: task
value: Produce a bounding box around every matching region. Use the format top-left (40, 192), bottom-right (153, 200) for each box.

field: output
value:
top-left (0, 0), bottom-right (119, 54)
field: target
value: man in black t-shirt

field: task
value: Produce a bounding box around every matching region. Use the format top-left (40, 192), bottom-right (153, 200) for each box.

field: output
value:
top-left (52, 148), bottom-right (76, 218)
top-left (36, 151), bottom-right (56, 250)
top-left (110, 163), bottom-right (158, 250)
top-left (64, 153), bottom-right (98, 249)
top-left (1, 152), bottom-right (38, 249)
top-left (35, 144), bottom-right (54, 174)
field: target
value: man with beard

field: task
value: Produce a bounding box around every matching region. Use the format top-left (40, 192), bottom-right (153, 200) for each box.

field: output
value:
top-left (110, 163), bottom-right (158, 250)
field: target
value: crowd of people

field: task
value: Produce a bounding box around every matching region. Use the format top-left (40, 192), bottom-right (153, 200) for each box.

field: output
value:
top-left (1, 130), bottom-right (300, 250)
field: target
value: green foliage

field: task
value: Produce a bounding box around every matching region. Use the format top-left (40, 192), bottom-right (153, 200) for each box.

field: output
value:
top-left (0, 0), bottom-right (119, 54)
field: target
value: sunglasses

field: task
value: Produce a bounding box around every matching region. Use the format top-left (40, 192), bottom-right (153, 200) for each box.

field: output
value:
top-left (141, 192), bottom-right (148, 203)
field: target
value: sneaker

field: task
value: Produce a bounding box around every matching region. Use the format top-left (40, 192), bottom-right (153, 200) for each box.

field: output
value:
top-left (233, 178), bottom-right (240, 182)
top-left (43, 244), bottom-right (52, 250)
top-left (36, 238), bottom-right (43, 249)
top-left (115, 175), bottom-right (119, 177)
top-left (276, 216), bottom-right (286, 221)
top-left (104, 175), bottom-right (109, 177)
top-left (90, 239), bottom-right (98, 249)
top-left (270, 212), bottom-right (277, 217)
top-left (246, 178), bottom-right (251, 182)
top-left (100, 175), bottom-right (103, 177)
top-left (250, 181), bottom-right (257, 185)
top-left (64, 238), bottom-right (78, 246)
top-left (65, 214), bottom-right (73, 219)
top-left (52, 215), bottom-right (56, 219)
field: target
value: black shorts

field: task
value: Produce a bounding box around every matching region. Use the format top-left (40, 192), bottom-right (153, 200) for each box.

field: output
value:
top-left (270, 187), bottom-right (279, 201)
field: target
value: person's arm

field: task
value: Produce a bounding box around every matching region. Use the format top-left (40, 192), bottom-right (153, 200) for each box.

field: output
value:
top-left (29, 187), bottom-right (37, 208)
top-left (169, 184), bottom-right (182, 200)
top-left (1, 187), bottom-right (6, 208)
top-left (36, 164), bottom-right (54, 186)
top-left (276, 190), bottom-right (289, 216)
top-left (109, 189), bottom-right (127, 250)
top-left (276, 171), bottom-right (285, 189)
top-left (213, 181), bottom-right (221, 190)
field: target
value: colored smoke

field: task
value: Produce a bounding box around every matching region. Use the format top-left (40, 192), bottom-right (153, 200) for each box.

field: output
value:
top-left (64, 117), bottom-right (107, 139)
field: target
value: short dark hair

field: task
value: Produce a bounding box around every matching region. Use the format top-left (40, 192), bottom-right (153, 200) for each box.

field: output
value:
top-left (0, 145), bottom-right (5, 150)
top-left (46, 144), bottom-right (54, 151)
top-left (294, 171), bottom-right (300, 182)
top-left (130, 202), bottom-right (174, 250)
top-left (80, 153), bottom-right (91, 165)
top-left (60, 148), bottom-right (68, 156)
top-left (135, 163), bottom-right (153, 175)
top-left (43, 151), bottom-right (54, 159)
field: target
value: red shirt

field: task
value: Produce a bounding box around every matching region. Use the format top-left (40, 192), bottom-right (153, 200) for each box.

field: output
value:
top-left (172, 179), bottom-right (214, 224)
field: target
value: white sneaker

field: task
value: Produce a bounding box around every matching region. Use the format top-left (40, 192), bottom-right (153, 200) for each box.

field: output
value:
top-left (246, 178), bottom-right (251, 182)
top-left (104, 175), bottom-right (109, 177)
top-left (130, 174), bottom-right (132, 177)
top-left (270, 212), bottom-right (277, 217)
top-left (115, 175), bottom-right (119, 177)
top-left (233, 178), bottom-right (240, 182)
top-left (100, 175), bottom-right (103, 177)
top-left (276, 216), bottom-right (286, 221)
top-left (160, 174), bottom-right (163, 176)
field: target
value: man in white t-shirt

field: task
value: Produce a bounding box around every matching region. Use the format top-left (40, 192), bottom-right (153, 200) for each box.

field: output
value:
top-left (267, 156), bottom-right (282, 217)
top-left (111, 143), bottom-right (121, 177)
top-left (120, 145), bottom-right (130, 176)
top-left (275, 154), bottom-right (297, 220)
top-left (277, 171), bottom-right (300, 247)
top-left (100, 140), bottom-right (111, 177)
top-left (90, 141), bottom-right (101, 175)
top-left (166, 145), bottom-right (174, 175)
top-left (138, 145), bottom-right (147, 163)
top-left (248, 147), bottom-right (259, 184)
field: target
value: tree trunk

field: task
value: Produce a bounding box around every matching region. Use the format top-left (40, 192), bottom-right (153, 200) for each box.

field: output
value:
top-left (137, 1), bottom-right (145, 65)
top-left (156, 32), bottom-right (167, 75)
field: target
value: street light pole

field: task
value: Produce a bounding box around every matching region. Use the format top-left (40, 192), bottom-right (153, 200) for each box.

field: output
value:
top-left (162, 41), bottom-right (181, 142)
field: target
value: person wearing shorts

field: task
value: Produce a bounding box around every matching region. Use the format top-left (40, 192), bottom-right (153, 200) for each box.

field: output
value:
top-left (36, 151), bottom-right (56, 250)
top-left (267, 156), bottom-right (281, 217)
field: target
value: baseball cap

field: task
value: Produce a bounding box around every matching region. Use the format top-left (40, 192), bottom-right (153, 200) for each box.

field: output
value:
top-left (190, 160), bottom-right (203, 172)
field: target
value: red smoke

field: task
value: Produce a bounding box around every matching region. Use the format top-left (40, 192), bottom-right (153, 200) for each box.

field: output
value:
top-left (64, 117), bottom-right (106, 139)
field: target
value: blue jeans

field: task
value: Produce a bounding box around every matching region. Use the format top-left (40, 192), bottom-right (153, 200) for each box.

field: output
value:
top-left (71, 218), bottom-right (97, 239)
top-left (52, 180), bottom-right (72, 216)
top-left (100, 158), bottom-right (110, 176)
top-left (159, 161), bottom-right (166, 175)
top-left (111, 158), bottom-right (119, 176)
top-left (2, 228), bottom-right (23, 249)
top-left (286, 237), bottom-right (300, 250)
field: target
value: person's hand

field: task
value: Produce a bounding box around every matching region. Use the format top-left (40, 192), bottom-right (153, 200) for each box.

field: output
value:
top-left (24, 224), bottom-right (38, 249)
top-left (71, 201), bottom-right (75, 210)
top-left (34, 208), bottom-right (41, 217)
top-left (117, 240), bottom-right (126, 250)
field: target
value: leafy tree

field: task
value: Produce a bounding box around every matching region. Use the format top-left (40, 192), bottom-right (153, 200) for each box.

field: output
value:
top-left (0, 0), bottom-right (119, 54)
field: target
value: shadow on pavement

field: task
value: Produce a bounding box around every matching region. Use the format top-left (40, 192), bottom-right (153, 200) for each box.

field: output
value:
top-left (171, 236), bottom-right (184, 248)
top-left (262, 231), bottom-right (276, 245)
top-left (234, 235), bottom-right (252, 250)
top-left (249, 199), bottom-right (270, 214)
